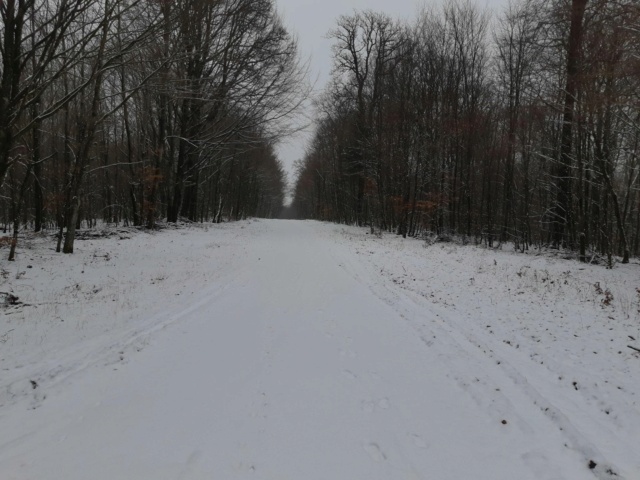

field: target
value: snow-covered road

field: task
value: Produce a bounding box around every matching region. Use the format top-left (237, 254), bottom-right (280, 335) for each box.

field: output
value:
top-left (1, 220), bottom-right (638, 479)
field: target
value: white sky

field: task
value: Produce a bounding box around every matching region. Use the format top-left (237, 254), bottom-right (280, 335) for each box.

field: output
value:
top-left (274, 0), bottom-right (507, 190)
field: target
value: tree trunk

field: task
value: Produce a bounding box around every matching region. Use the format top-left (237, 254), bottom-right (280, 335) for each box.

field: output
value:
top-left (553, 0), bottom-right (588, 248)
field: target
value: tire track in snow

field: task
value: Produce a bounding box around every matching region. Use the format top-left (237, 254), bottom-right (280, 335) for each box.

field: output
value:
top-left (404, 290), bottom-right (619, 479)
top-left (330, 230), bottom-right (623, 480)
top-left (0, 274), bottom-right (243, 414)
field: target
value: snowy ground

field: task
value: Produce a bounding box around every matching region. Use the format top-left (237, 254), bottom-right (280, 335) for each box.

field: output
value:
top-left (0, 219), bottom-right (638, 480)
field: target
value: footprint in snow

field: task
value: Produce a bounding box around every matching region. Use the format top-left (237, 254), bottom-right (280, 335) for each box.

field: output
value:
top-left (410, 433), bottom-right (428, 449)
top-left (178, 450), bottom-right (203, 479)
top-left (361, 400), bottom-right (376, 413)
top-left (361, 397), bottom-right (390, 413)
top-left (342, 369), bottom-right (357, 380)
top-left (340, 349), bottom-right (357, 358)
top-left (233, 461), bottom-right (256, 474)
top-left (363, 442), bottom-right (387, 462)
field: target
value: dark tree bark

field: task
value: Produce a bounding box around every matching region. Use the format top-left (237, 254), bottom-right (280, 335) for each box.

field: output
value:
top-left (553, 0), bottom-right (588, 249)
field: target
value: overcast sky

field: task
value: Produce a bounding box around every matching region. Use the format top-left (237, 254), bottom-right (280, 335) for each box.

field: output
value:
top-left (274, 0), bottom-right (507, 190)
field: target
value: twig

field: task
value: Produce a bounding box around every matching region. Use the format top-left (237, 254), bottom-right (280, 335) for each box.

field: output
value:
top-left (628, 345), bottom-right (640, 354)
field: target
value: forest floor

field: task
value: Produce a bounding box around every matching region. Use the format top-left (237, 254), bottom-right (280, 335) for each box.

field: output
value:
top-left (0, 219), bottom-right (639, 480)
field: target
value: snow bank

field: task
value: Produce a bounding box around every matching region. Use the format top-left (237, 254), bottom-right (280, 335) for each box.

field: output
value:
top-left (1, 220), bottom-right (638, 479)
top-left (0, 222), bottom-right (259, 409)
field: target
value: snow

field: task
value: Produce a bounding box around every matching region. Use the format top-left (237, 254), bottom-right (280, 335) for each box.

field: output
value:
top-left (1, 219), bottom-right (638, 479)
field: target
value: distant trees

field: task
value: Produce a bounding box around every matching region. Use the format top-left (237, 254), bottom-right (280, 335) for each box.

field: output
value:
top-left (292, 0), bottom-right (640, 263)
top-left (1, 0), bottom-right (305, 257)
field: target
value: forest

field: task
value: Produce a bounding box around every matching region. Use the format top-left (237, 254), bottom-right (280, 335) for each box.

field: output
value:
top-left (291, 0), bottom-right (640, 264)
top-left (1, 0), bottom-right (639, 265)
top-left (0, 0), bottom-right (307, 257)
top-left (2, 2), bottom-right (640, 474)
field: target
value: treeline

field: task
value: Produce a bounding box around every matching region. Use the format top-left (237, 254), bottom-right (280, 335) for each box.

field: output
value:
top-left (0, 0), bottom-right (305, 257)
top-left (292, 0), bottom-right (640, 263)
